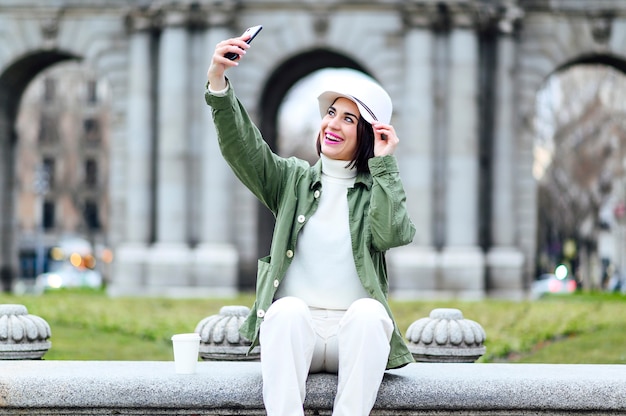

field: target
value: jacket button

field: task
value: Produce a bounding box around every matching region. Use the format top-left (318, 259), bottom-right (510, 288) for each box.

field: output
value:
top-left (286, 250), bottom-right (294, 258)
top-left (273, 279), bottom-right (279, 288)
top-left (314, 190), bottom-right (320, 199)
top-left (297, 215), bottom-right (306, 223)
top-left (257, 309), bottom-right (265, 318)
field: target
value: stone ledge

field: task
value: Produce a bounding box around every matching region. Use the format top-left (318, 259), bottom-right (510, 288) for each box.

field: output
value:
top-left (0, 361), bottom-right (625, 415)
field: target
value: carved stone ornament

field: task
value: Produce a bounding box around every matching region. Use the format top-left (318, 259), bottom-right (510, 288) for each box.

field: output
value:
top-left (40, 17), bottom-right (59, 40)
top-left (195, 305), bottom-right (259, 361)
top-left (0, 304), bottom-right (52, 360)
top-left (590, 15), bottom-right (612, 44)
top-left (405, 308), bottom-right (486, 363)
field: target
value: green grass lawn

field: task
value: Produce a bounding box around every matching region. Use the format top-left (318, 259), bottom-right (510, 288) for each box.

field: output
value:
top-left (0, 290), bottom-right (254, 361)
top-left (1, 289), bottom-right (625, 363)
top-left (509, 324), bottom-right (626, 364)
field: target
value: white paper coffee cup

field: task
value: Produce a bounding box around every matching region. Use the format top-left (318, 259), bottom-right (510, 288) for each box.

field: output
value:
top-left (171, 333), bottom-right (201, 374)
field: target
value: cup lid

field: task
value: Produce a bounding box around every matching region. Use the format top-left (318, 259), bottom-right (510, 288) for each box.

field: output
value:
top-left (171, 333), bottom-right (200, 341)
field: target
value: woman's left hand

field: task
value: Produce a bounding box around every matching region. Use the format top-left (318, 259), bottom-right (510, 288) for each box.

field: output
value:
top-left (372, 123), bottom-right (399, 157)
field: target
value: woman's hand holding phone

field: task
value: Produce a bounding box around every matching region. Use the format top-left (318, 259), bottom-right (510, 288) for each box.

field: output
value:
top-left (207, 25), bottom-right (262, 90)
top-left (224, 25), bottom-right (263, 60)
top-left (207, 25), bottom-right (263, 90)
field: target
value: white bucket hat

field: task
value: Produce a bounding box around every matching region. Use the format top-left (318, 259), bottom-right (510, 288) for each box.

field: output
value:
top-left (317, 71), bottom-right (392, 125)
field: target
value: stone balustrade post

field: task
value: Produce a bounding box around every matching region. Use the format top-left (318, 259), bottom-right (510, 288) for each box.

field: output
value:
top-left (195, 305), bottom-right (260, 361)
top-left (405, 308), bottom-right (486, 363)
top-left (0, 304), bottom-right (51, 359)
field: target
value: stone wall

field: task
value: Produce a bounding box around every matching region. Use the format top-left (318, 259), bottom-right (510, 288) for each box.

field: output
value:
top-left (0, 361), bottom-right (625, 415)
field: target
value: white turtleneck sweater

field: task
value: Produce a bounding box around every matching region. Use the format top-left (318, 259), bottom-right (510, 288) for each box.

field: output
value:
top-left (275, 154), bottom-right (370, 310)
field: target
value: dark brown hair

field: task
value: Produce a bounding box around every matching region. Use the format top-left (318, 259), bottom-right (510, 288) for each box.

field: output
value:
top-left (316, 115), bottom-right (375, 174)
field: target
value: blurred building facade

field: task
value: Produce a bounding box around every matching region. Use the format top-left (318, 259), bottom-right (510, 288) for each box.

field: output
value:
top-left (1, 0), bottom-right (626, 298)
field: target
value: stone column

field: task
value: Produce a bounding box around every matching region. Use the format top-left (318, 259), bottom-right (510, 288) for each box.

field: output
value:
top-left (126, 15), bottom-right (153, 245)
top-left (155, 9), bottom-right (188, 244)
top-left (147, 6), bottom-right (193, 292)
top-left (199, 25), bottom-right (232, 244)
top-left (440, 20), bottom-right (485, 298)
top-left (192, 21), bottom-right (238, 296)
top-left (0, 118), bottom-right (16, 292)
top-left (486, 18), bottom-right (524, 298)
top-left (109, 12), bottom-right (152, 296)
top-left (389, 5), bottom-right (438, 298)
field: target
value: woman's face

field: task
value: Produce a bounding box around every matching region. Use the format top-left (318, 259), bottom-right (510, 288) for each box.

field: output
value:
top-left (319, 97), bottom-right (360, 161)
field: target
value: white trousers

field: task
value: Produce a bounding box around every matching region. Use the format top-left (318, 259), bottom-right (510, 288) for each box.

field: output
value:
top-left (259, 296), bottom-right (393, 416)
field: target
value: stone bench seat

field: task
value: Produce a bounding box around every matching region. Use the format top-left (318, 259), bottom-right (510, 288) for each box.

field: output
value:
top-left (1, 361), bottom-right (626, 415)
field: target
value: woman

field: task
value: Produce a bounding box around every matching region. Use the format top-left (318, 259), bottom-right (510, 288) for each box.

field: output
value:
top-left (205, 33), bottom-right (415, 416)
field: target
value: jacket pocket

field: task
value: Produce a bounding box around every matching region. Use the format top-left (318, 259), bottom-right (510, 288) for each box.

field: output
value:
top-left (257, 256), bottom-right (272, 286)
top-left (255, 256), bottom-right (274, 315)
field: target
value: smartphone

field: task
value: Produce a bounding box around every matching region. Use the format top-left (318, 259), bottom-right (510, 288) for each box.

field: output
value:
top-left (224, 25), bottom-right (263, 61)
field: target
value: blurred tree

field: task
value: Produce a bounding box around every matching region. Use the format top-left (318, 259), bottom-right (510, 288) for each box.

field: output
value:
top-left (534, 64), bottom-right (626, 289)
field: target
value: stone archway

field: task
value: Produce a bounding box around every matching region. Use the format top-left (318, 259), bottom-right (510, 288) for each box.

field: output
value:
top-left (259, 49), bottom-right (370, 150)
top-left (0, 51), bottom-right (79, 291)
top-left (2, 1), bottom-right (626, 298)
top-left (514, 8), bottom-right (626, 289)
top-left (0, 4), bottom-right (129, 293)
top-left (533, 54), bottom-right (626, 289)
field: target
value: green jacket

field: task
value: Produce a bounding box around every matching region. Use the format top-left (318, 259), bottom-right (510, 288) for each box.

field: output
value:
top-left (205, 83), bottom-right (416, 369)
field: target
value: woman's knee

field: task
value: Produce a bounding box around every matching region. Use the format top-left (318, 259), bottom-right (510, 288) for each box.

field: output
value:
top-left (342, 298), bottom-right (393, 336)
top-left (346, 298), bottom-right (388, 319)
top-left (264, 296), bottom-right (310, 322)
top-left (260, 297), bottom-right (315, 351)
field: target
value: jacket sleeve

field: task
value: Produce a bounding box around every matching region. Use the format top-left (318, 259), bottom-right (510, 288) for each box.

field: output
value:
top-left (368, 155), bottom-right (416, 251)
top-left (205, 83), bottom-right (288, 214)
